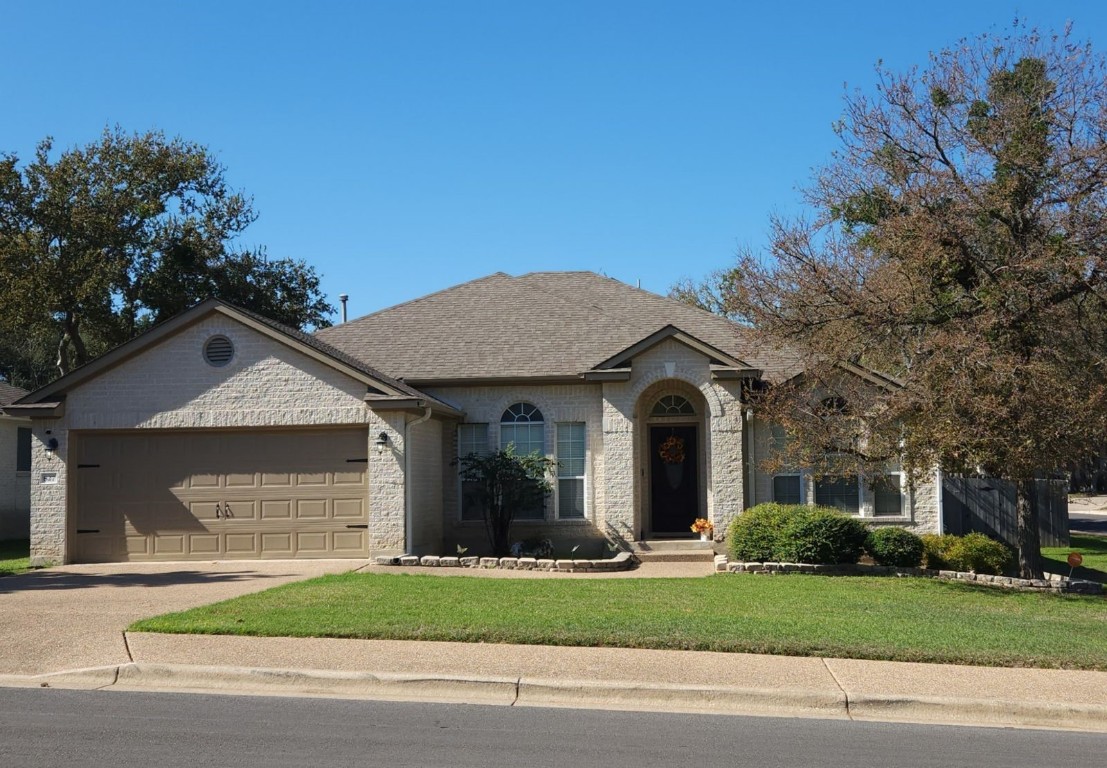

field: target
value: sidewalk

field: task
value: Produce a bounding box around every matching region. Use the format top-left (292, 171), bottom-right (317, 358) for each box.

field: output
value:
top-left (1, 559), bottom-right (1105, 733)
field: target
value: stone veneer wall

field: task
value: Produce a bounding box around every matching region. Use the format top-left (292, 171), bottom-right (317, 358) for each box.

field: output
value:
top-left (27, 315), bottom-right (396, 565)
top-left (425, 383), bottom-right (607, 555)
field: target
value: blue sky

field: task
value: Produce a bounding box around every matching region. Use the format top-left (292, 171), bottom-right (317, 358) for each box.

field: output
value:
top-left (4, 1), bottom-right (1105, 322)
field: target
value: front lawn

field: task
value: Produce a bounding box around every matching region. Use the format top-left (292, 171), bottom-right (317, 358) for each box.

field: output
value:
top-left (130, 572), bottom-right (1107, 670)
top-left (1042, 534), bottom-right (1107, 584)
top-left (0, 539), bottom-right (30, 577)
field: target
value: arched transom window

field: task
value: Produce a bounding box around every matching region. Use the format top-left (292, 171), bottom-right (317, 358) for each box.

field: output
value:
top-left (500, 403), bottom-right (545, 456)
top-left (651, 395), bottom-right (695, 416)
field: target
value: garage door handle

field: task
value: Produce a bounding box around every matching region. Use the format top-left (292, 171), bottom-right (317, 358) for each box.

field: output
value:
top-left (345, 524), bottom-right (368, 529)
top-left (77, 529), bottom-right (100, 534)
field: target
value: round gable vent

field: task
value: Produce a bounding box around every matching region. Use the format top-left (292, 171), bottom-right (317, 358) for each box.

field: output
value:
top-left (203, 335), bottom-right (234, 367)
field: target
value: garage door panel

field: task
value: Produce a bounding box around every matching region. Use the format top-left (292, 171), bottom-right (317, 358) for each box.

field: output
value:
top-left (73, 428), bottom-right (369, 562)
top-left (333, 499), bottom-right (365, 519)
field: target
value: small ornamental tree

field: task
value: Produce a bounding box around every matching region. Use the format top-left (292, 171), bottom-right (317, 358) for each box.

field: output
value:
top-left (456, 445), bottom-right (555, 557)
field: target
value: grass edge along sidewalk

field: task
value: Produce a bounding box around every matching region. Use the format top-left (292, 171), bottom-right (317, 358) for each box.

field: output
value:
top-left (131, 570), bottom-right (1107, 671)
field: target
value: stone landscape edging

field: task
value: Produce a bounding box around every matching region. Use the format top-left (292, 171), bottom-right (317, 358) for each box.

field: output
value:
top-left (373, 550), bottom-right (637, 573)
top-left (713, 555), bottom-right (1103, 594)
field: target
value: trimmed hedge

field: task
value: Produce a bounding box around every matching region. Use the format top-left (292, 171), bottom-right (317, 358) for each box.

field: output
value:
top-left (865, 527), bottom-right (924, 567)
top-left (921, 532), bottom-right (1013, 575)
top-left (728, 503), bottom-right (868, 565)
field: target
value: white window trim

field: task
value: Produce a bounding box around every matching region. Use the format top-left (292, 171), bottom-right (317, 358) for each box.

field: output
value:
top-left (771, 472), bottom-right (803, 506)
top-left (555, 422), bottom-right (588, 521)
top-left (500, 404), bottom-right (547, 521)
top-left (868, 470), bottom-right (908, 519)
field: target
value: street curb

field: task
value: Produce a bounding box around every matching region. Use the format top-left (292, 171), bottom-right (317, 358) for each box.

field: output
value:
top-left (4, 663), bottom-right (1107, 732)
top-left (515, 678), bottom-right (848, 719)
top-left (848, 694), bottom-right (1107, 732)
top-left (110, 663), bottom-right (520, 705)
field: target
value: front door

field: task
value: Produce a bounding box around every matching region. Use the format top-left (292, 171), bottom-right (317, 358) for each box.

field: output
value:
top-left (649, 425), bottom-right (699, 535)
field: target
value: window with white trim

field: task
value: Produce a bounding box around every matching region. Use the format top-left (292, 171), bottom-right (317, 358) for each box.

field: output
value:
top-left (651, 395), bottom-right (694, 416)
top-left (872, 473), bottom-right (905, 517)
top-left (556, 422), bottom-right (586, 519)
top-left (458, 423), bottom-right (489, 522)
top-left (815, 475), bottom-right (860, 514)
top-left (501, 403), bottom-right (545, 519)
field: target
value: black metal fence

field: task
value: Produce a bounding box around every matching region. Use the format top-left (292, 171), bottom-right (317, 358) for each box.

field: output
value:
top-left (942, 477), bottom-right (1069, 548)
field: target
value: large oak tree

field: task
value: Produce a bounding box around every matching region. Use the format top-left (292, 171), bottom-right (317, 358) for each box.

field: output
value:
top-left (678, 27), bottom-right (1107, 578)
top-left (0, 127), bottom-right (333, 388)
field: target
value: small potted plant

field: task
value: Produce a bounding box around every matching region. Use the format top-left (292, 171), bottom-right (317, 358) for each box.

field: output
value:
top-left (691, 518), bottom-right (713, 542)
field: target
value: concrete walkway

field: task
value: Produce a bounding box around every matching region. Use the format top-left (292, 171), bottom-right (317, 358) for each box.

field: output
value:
top-left (1, 559), bottom-right (1106, 732)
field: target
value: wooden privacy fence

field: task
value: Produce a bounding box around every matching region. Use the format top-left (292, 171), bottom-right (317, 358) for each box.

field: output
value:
top-left (941, 477), bottom-right (1069, 548)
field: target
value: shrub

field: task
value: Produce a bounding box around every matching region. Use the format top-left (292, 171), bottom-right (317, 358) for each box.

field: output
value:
top-left (780, 507), bottom-right (869, 565)
top-left (922, 532), bottom-right (1013, 575)
top-left (921, 534), bottom-right (957, 570)
top-left (729, 503), bottom-right (867, 564)
top-left (727, 503), bottom-right (798, 562)
top-left (950, 533), bottom-right (1013, 575)
top-left (865, 527), bottom-right (924, 567)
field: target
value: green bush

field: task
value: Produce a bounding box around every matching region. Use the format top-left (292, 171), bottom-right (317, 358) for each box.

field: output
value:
top-left (780, 508), bottom-right (869, 565)
top-left (729, 503), bottom-right (867, 564)
top-left (921, 532), bottom-right (1012, 575)
top-left (865, 527), bottom-right (924, 567)
top-left (727, 503), bottom-right (796, 562)
top-left (950, 533), bottom-right (1013, 575)
top-left (921, 534), bottom-right (957, 570)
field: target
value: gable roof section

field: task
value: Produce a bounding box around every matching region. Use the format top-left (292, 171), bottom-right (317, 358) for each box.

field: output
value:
top-left (8, 299), bottom-right (458, 416)
top-left (0, 380), bottom-right (27, 408)
top-left (592, 324), bottom-right (754, 371)
top-left (317, 271), bottom-right (806, 384)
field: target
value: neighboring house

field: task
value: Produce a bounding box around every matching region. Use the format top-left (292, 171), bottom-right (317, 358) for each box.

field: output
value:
top-left (4, 272), bottom-right (941, 565)
top-left (0, 380), bottom-right (32, 541)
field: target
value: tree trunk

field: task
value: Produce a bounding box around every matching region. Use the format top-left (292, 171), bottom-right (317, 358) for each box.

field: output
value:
top-left (1015, 478), bottom-right (1043, 579)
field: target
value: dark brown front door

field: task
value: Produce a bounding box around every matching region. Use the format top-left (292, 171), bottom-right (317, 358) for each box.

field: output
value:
top-left (649, 425), bottom-right (699, 535)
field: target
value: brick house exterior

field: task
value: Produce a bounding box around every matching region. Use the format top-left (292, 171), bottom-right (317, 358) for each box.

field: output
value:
top-left (5, 272), bottom-right (941, 565)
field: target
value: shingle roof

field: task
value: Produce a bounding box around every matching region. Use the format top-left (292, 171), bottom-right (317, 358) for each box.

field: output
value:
top-left (0, 380), bottom-right (28, 407)
top-left (316, 271), bottom-right (805, 383)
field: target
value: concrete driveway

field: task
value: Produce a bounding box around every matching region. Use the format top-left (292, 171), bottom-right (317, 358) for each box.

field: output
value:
top-left (0, 560), bottom-right (367, 676)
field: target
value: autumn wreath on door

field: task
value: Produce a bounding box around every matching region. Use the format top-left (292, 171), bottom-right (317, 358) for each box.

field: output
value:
top-left (659, 433), bottom-right (685, 490)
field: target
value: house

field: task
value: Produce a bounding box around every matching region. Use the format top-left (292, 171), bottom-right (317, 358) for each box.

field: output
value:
top-left (0, 380), bottom-right (31, 541)
top-left (4, 272), bottom-right (940, 565)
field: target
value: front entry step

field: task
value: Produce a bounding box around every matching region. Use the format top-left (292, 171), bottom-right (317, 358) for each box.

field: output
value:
top-left (632, 539), bottom-right (717, 562)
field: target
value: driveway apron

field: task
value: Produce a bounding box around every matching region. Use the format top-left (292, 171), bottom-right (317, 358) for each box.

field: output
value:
top-left (0, 560), bottom-right (366, 676)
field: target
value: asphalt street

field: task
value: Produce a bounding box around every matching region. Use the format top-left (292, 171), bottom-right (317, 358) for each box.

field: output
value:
top-left (2, 688), bottom-right (1104, 768)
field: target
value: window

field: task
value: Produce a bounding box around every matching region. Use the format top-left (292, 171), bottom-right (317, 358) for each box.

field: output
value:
top-left (772, 475), bottom-right (802, 505)
top-left (458, 424), bottom-right (489, 522)
top-left (815, 475), bottom-right (860, 514)
top-left (651, 395), bottom-right (694, 416)
top-left (16, 428), bottom-right (31, 472)
top-left (557, 422), bottom-right (586, 519)
top-left (501, 403), bottom-right (544, 519)
top-left (873, 474), bottom-right (904, 517)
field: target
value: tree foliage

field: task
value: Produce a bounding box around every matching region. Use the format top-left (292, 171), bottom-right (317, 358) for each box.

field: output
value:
top-left (0, 127), bottom-right (333, 387)
top-left (456, 446), bottom-right (555, 557)
top-left (681, 26), bottom-right (1107, 578)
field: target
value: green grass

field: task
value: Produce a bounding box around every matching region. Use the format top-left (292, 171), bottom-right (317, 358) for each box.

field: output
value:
top-left (0, 539), bottom-right (30, 577)
top-left (1042, 534), bottom-right (1107, 584)
top-left (131, 571), bottom-right (1107, 670)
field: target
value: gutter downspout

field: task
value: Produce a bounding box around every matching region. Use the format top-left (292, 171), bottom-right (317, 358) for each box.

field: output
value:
top-left (744, 408), bottom-right (755, 509)
top-left (404, 404), bottom-right (433, 554)
top-left (935, 467), bottom-right (945, 534)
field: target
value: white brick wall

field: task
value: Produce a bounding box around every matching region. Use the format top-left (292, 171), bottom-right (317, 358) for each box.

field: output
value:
top-left (425, 337), bottom-right (747, 551)
top-left (0, 418), bottom-right (31, 540)
top-left (30, 315), bottom-right (382, 564)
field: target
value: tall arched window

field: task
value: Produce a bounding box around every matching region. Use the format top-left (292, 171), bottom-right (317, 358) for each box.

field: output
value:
top-left (500, 402), bottom-right (545, 456)
top-left (500, 403), bottom-right (545, 519)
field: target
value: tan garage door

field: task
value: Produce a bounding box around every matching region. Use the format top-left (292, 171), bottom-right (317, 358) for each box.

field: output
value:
top-left (72, 429), bottom-right (369, 562)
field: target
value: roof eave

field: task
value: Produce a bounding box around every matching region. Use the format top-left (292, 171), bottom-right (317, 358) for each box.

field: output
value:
top-left (2, 400), bottom-right (65, 419)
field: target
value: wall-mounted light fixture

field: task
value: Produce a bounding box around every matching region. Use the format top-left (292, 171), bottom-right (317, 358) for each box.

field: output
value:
top-left (45, 437), bottom-right (59, 452)
top-left (374, 432), bottom-right (389, 454)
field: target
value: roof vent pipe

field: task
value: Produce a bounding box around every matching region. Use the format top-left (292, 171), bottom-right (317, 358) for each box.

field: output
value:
top-left (339, 294), bottom-right (349, 323)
